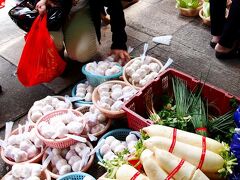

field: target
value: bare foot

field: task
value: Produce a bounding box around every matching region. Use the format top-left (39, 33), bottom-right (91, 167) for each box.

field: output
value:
top-left (211, 36), bottom-right (221, 43)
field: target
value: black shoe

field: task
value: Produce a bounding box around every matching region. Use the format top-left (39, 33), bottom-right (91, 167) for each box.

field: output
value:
top-left (210, 41), bottom-right (217, 49)
top-left (215, 48), bottom-right (240, 59)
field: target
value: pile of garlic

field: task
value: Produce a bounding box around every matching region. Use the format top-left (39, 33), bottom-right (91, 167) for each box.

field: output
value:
top-left (29, 96), bottom-right (71, 123)
top-left (85, 61), bottom-right (122, 76)
top-left (4, 128), bottom-right (43, 163)
top-left (82, 105), bottom-right (107, 135)
top-left (75, 81), bottom-right (94, 102)
top-left (4, 163), bottom-right (43, 180)
top-left (125, 57), bottom-right (161, 87)
top-left (50, 142), bottom-right (92, 175)
top-left (100, 133), bottom-right (138, 161)
top-left (97, 83), bottom-right (137, 111)
top-left (38, 110), bottom-right (84, 139)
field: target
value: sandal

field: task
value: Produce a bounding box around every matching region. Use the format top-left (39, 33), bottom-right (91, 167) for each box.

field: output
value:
top-left (210, 41), bottom-right (217, 49)
top-left (215, 48), bottom-right (240, 59)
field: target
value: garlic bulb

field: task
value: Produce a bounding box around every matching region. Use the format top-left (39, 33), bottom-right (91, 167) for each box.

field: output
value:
top-left (149, 62), bottom-right (160, 72)
top-left (105, 136), bottom-right (116, 145)
top-left (85, 61), bottom-right (121, 76)
top-left (90, 124), bottom-right (105, 134)
top-left (31, 111), bottom-right (43, 123)
top-left (111, 101), bottom-right (124, 111)
top-left (100, 144), bottom-right (111, 156)
top-left (67, 121), bottom-right (84, 134)
top-left (111, 90), bottom-right (123, 101)
top-left (66, 150), bottom-right (77, 160)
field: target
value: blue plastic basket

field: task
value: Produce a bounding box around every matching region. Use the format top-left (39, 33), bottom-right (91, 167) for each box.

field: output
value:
top-left (82, 64), bottom-right (123, 87)
top-left (96, 128), bottom-right (135, 162)
top-left (71, 79), bottom-right (93, 106)
top-left (57, 172), bottom-right (96, 180)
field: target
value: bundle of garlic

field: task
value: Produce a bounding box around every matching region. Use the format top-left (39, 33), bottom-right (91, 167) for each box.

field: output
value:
top-left (37, 110), bottom-right (84, 140)
top-left (81, 105), bottom-right (108, 135)
top-left (75, 81), bottom-right (94, 102)
top-left (3, 127), bottom-right (44, 163)
top-left (100, 133), bottom-right (138, 161)
top-left (49, 142), bottom-right (92, 175)
top-left (124, 56), bottom-right (162, 87)
top-left (3, 163), bottom-right (45, 180)
top-left (85, 61), bottom-right (122, 76)
top-left (29, 96), bottom-right (72, 123)
top-left (97, 83), bottom-right (137, 112)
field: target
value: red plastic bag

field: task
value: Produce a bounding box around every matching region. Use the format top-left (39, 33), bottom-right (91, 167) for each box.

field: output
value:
top-left (17, 15), bottom-right (66, 87)
top-left (0, 0), bottom-right (5, 8)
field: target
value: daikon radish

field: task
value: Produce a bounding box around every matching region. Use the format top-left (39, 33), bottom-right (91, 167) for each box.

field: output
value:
top-left (140, 149), bottom-right (169, 180)
top-left (143, 125), bottom-right (223, 154)
top-left (191, 169), bottom-right (209, 180)
top-left (154, 148), bottom-right (196, 179)
top-left (204, 172), bottom-right (224, 180)
top-left (116, 164), bottom-right (149, 180)
top-left (144, 136), bottom-right (224, 173)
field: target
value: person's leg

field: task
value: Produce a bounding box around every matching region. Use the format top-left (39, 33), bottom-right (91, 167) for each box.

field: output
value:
top-left (210, 0), bottom-right (227, 46)
top-left (218, 0), bottom-right (240, 49)
top-left (100, 6), bottom-right (110, 26)
top-left (49, 30), bottom-right (64, 57)
top-left (63, 8), bottom-right (97, 63)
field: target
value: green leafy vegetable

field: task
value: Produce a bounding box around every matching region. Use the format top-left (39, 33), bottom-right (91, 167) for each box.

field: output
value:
top-left (218, 142), bottom-right (238, 178)
top-left (176, 0), bottom-right (201, 9)
top-left (203, 1), bottom-right (210, 18)
top-left (98, 149), bottom-right (130, 179)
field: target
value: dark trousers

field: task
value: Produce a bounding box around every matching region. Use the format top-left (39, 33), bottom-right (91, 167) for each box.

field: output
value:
top-left (210, 0), bottom-right (240, 48)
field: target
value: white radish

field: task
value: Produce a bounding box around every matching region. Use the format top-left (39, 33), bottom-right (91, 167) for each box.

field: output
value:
top-left (143, 125), bottom-right (224, 154)
top-left (116, 164), bottom-right (149, 180)
top-left (144, 136), bottom-right (224, 173)
top-left (154, 148), bottom-right (196, 179)
top-left (140, 149), bottom-right (169, 180)
top-left (191, 169), bottom-right (209, 180)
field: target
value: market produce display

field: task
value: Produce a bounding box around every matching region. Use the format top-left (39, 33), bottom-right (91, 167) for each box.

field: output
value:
top-left (1, 56), bottom-right (239, 180)
top-left (36, 110), bottom-right (84, 140)
top-left (28, 96), bottom-right (72, 124)
top-left (44, 142), bottom-right (94, 178)
top-left (74, 81), bottom-right (94, 102)
top-left (99, 133), bottom-right (138, 161)
top-left (1, 124), bottom-right (44, 164)
top-left (92, 81), bottom-right (137, 118)
top-left (78, 105), bottom-right (111, 137)
top-left (123, 56), bottom-right (162, 89)
top-left (85, 61), bottom-right (122, 77)
top-left (2, 163), bottom-right (50, 180)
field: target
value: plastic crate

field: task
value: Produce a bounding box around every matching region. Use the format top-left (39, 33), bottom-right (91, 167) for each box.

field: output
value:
top-left (122, 68), bottom-right (240, 131)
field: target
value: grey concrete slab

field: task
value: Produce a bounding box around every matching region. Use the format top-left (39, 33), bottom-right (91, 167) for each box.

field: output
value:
top-left (124, 0), bottom-right (194, 37)
top-left (0, 2), bottom-right (25, 46)
top-left (0, 57), bottom-right (53, 128)
top-left (149, 40), bottom-right (240, 97)
top-left (141, 0), bottom-right (163, 4)
top-left (0, 36), bottom-right (24, 66)
top-left (43, 61), bottom-right (85, 94)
